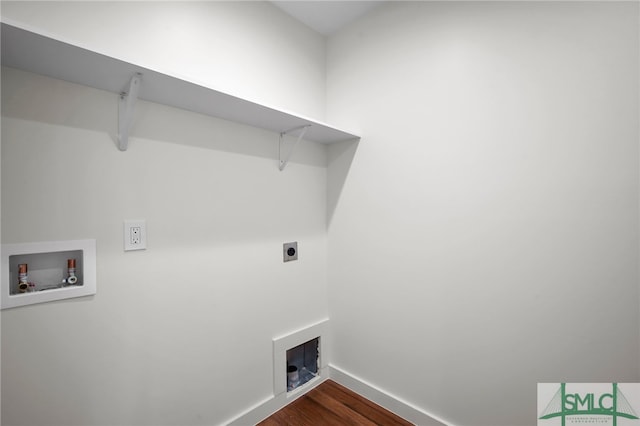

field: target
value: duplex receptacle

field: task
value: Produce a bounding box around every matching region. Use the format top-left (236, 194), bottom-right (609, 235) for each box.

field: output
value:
top-left (124, 220), bottom-right (146, 251)
top-left (130, 226), bottom-right (141, 245)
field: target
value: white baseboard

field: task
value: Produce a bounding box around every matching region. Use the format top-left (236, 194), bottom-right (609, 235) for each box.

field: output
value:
top-left (225, 366), bottom-right (329, 426)
top-left (225, 363), bottom-right (453, 426)
top-left (328, 364), bottom-right (452, 426)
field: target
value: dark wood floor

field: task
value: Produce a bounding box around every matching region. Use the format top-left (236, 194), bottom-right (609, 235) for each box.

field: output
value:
top-left (257, 379), bottom-right (413, 426)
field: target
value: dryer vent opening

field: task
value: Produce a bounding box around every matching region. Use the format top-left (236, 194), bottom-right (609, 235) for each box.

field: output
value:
top-left (286, 337), bottom-right (319, 391)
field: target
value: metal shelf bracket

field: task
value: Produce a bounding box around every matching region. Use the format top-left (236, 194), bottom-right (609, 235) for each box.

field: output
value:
top-left (117, 73), bottom-right (142, 151)
top-left (279, 124), bottom-right (311, 171)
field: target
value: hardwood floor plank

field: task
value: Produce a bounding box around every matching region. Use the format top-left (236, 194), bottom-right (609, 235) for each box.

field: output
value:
top-left (318, 381), bottom-right (413, 426)
top-left (257, 416), bottom-right (283, 426)
top-left (306, 387), bottom-right (379, 426)
top-left (257, 380), bottom-right (414, 425)
top-left (290, 393), bottom-right (347, 426)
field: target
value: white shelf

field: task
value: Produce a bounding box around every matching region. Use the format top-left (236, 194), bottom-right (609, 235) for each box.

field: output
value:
top-left (0, 22), bottom-right (360, 145)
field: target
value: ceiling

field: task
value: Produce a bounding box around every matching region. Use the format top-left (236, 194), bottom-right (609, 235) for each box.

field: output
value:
top-left (271, 1), bottom-right (385, 36)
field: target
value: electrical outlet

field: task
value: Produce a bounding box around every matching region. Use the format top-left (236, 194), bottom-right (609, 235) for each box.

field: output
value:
top-left (283, 242), bottom-right (298, 262)
top-left (124, 220), bottom-right (146, 251)
top-left (130, 226), bottom-right (142, 245)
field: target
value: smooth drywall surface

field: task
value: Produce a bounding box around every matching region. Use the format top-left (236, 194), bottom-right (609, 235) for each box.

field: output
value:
top-left (0, 1), bottom-right (326, 121)
top-left (1, 67), bottom-right (329, 425)
top-left (326, 2), bottom-right (639, 425)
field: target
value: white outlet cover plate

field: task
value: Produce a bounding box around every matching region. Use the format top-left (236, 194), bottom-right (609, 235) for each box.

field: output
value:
top-left (124, 220), bottom-right (147, 251)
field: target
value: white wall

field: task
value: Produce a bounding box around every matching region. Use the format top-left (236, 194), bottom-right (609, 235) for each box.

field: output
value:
top-left (1, 66), bottom-right (329, 426)
top-left (0, 1), bottom-right (326, 120)
top-left (326, 2), bottom-right (639, 426)
top-left (0, 2), bottom-right (329, 424)
top-left (3, 2), bottom-right (639, 426)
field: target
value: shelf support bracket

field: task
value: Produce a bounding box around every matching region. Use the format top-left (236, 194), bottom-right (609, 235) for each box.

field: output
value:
top-left (279, 124), bottom-right (311, 171)
top-left (117, 73), bottom-right (142, 151)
